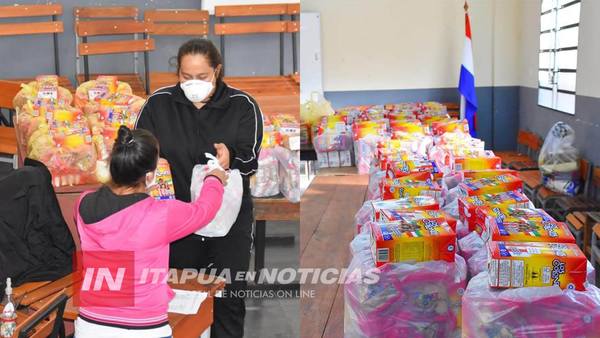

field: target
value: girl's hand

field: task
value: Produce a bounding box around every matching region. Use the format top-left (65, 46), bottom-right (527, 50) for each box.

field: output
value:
top-left (214, 143), bottom-right (230, 169)
top-left (207, 168), bottom-right (228, 186)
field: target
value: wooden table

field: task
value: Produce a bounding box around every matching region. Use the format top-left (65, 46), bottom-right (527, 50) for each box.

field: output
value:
top-left (299, 174), bottom-right (369, 338)
top-left (16, 271), bottom-right (225, 338)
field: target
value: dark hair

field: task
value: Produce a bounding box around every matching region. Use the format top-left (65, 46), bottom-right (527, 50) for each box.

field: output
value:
top-left (110, 126), bottom-right (159, 187)
top-left (177, 38), bottom-right (224, 83)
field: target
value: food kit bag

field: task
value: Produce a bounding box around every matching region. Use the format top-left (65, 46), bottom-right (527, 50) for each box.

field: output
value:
top-left (250, 148), bottom-right (280, 197)
top-left (463, 271), bottom-right (600, 338)
top-left (344, 232), bottom-right (466, 338)
top-left (191, 154), bottom-right (242, 237)
top-left (538, 122), bottom-right (582, 196)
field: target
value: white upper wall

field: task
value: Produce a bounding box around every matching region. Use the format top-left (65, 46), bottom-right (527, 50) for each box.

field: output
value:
top-left (301, 0), bottom-right (522, 92)
top-left (520, 0), bottom-right (600, 98)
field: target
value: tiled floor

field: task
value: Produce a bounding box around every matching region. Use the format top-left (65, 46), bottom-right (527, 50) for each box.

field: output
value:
top-left (246, 220), bottom-right (300, 337)
top-left (0, 161), bottom-right (300, 338)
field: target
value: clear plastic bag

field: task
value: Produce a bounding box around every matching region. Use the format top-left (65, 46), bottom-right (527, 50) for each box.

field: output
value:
top-left (458, 231), bottom-right (485, 262)
top-left (250, 148), bottom-right (280, 197)
top-left (272, 147), bottom-right (300, 203)
top-left (463, 271), bottom-right (600, 338)
top-left (190, 154), bottom-right (242, 237)
top-left (344, 232), bottom-right (466, 338)
top-left (366, 169), bottom-right (385, 201)
top-left (538, 122), bottom-right (581, 196)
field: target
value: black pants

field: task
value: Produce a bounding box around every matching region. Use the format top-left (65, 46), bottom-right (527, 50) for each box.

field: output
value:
top-left (169, 200), bottom-right (253, 338)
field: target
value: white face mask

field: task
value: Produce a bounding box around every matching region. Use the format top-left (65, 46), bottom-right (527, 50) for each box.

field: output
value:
top-left (181, 77), bottom-right (214, 103)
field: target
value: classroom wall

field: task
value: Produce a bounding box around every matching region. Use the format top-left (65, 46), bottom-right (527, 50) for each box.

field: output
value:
top-left (301, 0), bottom-right (522, 150)
top-left (0, 0), bottom-right (298, 86)
top-left (518, 0), bottom-right (600, 164)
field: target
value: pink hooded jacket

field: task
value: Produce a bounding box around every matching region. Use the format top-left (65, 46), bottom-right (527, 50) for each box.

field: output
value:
top-left (74, 177), bottom-right (223, 328)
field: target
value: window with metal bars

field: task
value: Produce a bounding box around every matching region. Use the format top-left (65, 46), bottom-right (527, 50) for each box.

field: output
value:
top-left (538, 0), bottom-right (581, 115)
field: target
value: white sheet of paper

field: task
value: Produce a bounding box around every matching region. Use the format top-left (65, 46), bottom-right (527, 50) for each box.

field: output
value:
top-left (168, 289), bottom-right (208, 315)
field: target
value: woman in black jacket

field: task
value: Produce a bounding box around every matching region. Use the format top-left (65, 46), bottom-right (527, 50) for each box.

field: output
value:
top-left (135, 38), bottom-right (263, 338)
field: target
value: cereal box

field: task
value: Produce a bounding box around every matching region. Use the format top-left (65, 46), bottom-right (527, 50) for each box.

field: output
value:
top-left (147, 158), bottom-right (176, 200)
top-left (379, 209), bottom-right (458, 232)
top-left (475, 206), bottom-right (553, 239)
top-left (488, 220), bottom-right (575, 244)
top-left (458, 174), bottom-right (523, 196)
top-left (370, 220), bottom-right (456, 266)
top-left (458, 191), bottom-right (530, 232)
top-left (371, 197), bottom-right (440, 221)
top-left (487, 241), bottom-right (587, 290)
top-left (381, 179), bottom-right (442, 200)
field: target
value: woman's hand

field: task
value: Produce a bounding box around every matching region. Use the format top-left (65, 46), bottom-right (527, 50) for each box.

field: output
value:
top-left (207, 168), bottom-right (228, 186)
top-left (214, 143), bottom-right (230, 169)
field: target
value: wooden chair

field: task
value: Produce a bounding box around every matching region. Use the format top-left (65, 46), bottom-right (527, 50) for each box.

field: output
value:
top-left (0, 80), bottom-right (24, 169)
top-left (507, 132), bottom-right (541, 171)
top-left (214, 3), bottom-right (297, 76)
top-left (442, 102), bottom-right (460, 119)
top-left (535, 160), bottom-right (600, 220)
top-left (495, 130), bottom-right (532, 167)
top-left (144, 9), bottom-right (209, 93)
top-left (0, 3), bottom-right (73, 92)
top-left (74, 6), bottom-right (154, 95)
top-left (14, 290), bottom-right (68, 338)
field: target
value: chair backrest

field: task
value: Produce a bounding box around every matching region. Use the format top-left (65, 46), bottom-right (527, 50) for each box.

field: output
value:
top-left (0, 3), bottom-right (63, 37)
top-left (526, 132), bottom-right (543, 158)
top-left (0, 80), bottom-right (22, 110)
top-left (16, 290), bottom-right (68, 338)
top-left (214, 3), bottom-right (298, 76)
top-left (74, 6), bottom-right (153, 57)
top-left (0, 3), bottom-right (64, 76)
top-left (144, 9), bottom-right (209, 37)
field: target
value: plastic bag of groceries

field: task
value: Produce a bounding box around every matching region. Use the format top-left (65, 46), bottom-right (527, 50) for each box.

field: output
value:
top-left (463, 271), bottom-right (600, 338)
top-left (344, 231), bottom-right (467, 338)
top-left (458, 231), bottom-right (485, 262)
top-left (190, 154), bottom-right (243, 237)
top-left (538, 122), bottom-right (581, 196)
top-left (355, 135), bottom-right (385, 175)
top-left (272, 146), bottom-right (300, 203)
top-left (250, 148), bottom-right (280, 197)
top-left (366, 168), bottom-right (386, 201)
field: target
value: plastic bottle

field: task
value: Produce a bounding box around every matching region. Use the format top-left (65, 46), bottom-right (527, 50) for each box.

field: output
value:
top-left (0, 278), bottom-right (16, 338)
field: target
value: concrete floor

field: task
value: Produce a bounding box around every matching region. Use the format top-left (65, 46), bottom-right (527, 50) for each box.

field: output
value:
top-left (0, 161), bottom-right (300, 338)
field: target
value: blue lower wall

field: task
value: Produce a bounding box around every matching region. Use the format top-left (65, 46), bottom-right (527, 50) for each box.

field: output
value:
top-left (324, 86), bottom-right (520, 151)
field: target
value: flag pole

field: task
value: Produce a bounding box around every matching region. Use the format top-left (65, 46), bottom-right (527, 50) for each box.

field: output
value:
top-left (459, 1), bottom-right (468, 121)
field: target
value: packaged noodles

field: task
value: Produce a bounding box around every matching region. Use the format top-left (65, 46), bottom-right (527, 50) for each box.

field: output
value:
top-left (147, 158), bottom-right (176, 200)
top-left (370, 220), bottom-right (456, 267)
top-left (487, 241), bottom-right (587, 290)
top-left (458, 174), bottom-right (523, 196)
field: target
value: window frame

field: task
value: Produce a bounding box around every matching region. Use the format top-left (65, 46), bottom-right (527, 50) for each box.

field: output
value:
top-left (537, 0), bottom-right (581, 115)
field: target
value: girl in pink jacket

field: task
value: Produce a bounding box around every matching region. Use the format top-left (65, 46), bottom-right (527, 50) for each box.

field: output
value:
top-left (74, 126), bottom-right (227, 338)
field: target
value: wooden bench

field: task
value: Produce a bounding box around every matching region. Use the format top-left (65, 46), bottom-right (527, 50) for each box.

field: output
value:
top-left (300, 174), bottom-right (369, 337)
top-left (0, 3), bottom-right (65, 83)
top-left (74, 6), bottom-right (153, 96)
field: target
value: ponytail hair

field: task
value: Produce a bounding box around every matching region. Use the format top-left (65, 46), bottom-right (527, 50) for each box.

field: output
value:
top-left (109, 126), bottom-right (159, 187)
